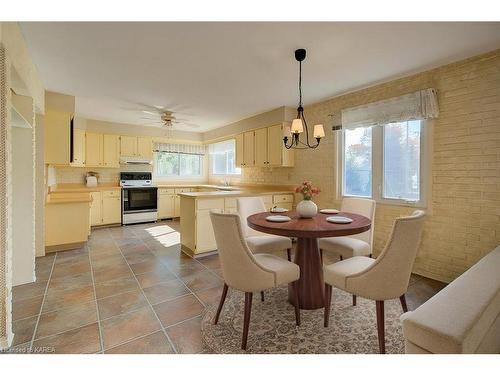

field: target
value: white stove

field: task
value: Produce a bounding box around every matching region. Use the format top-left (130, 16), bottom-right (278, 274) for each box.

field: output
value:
top-left (120, 172), bottom-right (158, 224)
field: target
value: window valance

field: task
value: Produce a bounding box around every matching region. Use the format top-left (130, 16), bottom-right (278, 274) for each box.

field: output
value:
top-left (341, 88), bottom-right (439, 130)
top-left (153, 142), bottom-right (206, 155)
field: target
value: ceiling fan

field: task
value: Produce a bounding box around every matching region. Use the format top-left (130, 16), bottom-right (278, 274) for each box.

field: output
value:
top-left (136, 103), bottom-right (200, 130)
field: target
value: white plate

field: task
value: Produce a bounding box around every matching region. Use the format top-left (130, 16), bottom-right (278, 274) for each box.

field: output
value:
top-left (326, 216), bottom-right (353, 224)
top-left (271, 207), bottom-right (288, 213)
top-left (266, 215), bottom-right (291, 223)
top-left (320, 208), bottom-right (339, 214)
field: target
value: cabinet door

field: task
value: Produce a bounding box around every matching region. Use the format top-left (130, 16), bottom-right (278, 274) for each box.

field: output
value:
top-left (103, 134), bottom-right (120, 168)
top-left (102, 194), bottom-right (122, 225)
top-left (45, 111), bottom-right (71, 165)
top-left (90, 192), bottom-right (102, 226)
top-left (267, 124), bottom-right (283, 166)
top-left (158, 195), bottom-right (175, 219)
top-left (254, 128), bottom-right (268, 167)
top-left (137, 137), bottom-right (152, 159)
top-left (71, 128), bottom-right (86, 167)
top-left (174, 195), bottom-right (181, 217)
top-left (243, 131), bottom-right (255, 167)
top-left (85, 133), bottom-right (103, 167)
top-left (195, 209), bottom-right (222, 252)
top-left (120, 136), bottom-right (137, 156)
top-left (235, 133), bottom-right (244, 168)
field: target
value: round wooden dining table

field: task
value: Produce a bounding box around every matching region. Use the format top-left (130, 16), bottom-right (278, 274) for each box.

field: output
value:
top-left (247, 211), bottom-right (371, 310)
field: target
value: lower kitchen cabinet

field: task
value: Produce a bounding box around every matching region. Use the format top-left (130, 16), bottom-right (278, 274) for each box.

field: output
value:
top-left (158, 194), bottom-right (176, 219)
top-left (90, 190), bottom-right (122, 226)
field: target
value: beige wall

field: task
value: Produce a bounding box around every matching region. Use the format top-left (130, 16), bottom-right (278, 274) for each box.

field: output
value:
top-left (230, 49), bottom-right (500, 283)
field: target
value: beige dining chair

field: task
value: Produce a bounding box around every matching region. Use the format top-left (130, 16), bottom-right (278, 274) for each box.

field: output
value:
top-left (237, 197), bottom-right (293, 261)
top-left (319, 197), bottom-right (376, 261)
top-left (323, 210), bottom-right (425, 354)
top-left (210, 211), bottom-right (301, 350)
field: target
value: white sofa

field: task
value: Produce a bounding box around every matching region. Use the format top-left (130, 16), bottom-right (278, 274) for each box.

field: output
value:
top-left (401, 246), bottom-right (500, 354)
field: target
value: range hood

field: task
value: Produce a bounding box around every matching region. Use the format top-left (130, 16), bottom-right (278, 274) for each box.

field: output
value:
top-left (119, 156), bottom-right (153, 165)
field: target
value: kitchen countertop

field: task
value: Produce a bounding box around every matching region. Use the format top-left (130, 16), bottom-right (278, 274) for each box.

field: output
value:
top-left (178, 189), bottom-right (295, 199)
top-left (49, 183), bottom-right (121, 193)
top-left (46, 192), bottom-right (92, 205)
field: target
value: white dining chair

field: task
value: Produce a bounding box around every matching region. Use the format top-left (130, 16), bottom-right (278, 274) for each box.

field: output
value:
top-left (237, 197), bottom-right (293, 262)
top-left (323, 210), bottom-right (426, 353)
top-left (319, 198), bottom-right (376, 261)
top-left (210, 211), bottom-right (301, 350)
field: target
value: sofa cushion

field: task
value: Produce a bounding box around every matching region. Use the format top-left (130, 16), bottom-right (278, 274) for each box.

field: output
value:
top-left (401, 246), bottom-right (500, 353)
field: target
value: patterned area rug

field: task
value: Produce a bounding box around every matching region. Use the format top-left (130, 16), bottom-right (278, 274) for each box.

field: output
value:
top-left (201, 287), bottom-right (406, 354)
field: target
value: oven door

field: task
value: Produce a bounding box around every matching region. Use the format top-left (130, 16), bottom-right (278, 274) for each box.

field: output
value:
top-left (122, 187), bottom-right (158, 213)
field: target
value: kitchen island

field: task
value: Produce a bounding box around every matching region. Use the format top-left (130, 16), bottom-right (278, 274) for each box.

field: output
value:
top-left (179, 188), bottom-right (295, 257)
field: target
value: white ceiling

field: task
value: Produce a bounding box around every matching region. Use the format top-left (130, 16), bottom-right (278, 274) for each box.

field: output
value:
top-left (20, 22), bottom-right (500, 132)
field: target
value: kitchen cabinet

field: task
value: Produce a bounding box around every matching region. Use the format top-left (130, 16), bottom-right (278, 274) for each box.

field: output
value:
top-left (243, 131), bottom-right (255, 167)
top-left (71, 128), bottom-right (86, 167)
top-left (254, 128), bottom-right (268, 167)
top-left (103, 134), bottom-right (120, 168)
top-left (85, 132), bottom-right (104, 167)
top-left (90, 192), bottom-right (102, 226)
top-left (120, 136), bottom-right (152, 159)
top-left (90, 190), bottom-right (121, 226)
top-left (137, 137), bottom-right (153, 159)
top-left (234, 123), bottom-right (294, 168)
top-left (120, 136), bottom-right (137, 157)
top-left (45, 110), bottom-right (71, 165)
top-left (235, 133), bottom-right (244, 168)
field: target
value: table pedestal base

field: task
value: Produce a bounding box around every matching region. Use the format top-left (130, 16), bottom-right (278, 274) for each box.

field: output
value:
top-left (288, 237), bottom-right (325, 310)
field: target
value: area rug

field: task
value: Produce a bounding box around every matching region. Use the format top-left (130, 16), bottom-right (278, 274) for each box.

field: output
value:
top-left (201, 287), bottom-right (405, 353)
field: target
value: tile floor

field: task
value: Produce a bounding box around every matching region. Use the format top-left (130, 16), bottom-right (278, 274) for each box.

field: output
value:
top-left (7, 220), bottom-right (446, 354)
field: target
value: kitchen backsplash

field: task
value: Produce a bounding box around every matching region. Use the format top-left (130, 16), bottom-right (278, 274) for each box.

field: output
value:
top-left (54, 164), bottom-right (153, 185)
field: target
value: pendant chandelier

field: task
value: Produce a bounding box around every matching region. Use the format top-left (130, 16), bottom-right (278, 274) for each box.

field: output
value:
top-left (283, 49), bottom-right (325, 149)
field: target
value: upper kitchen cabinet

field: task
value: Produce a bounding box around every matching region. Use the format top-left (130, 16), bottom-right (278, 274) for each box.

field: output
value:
top-left (103, 134), bottom-right (120, 168)
top-left (45, 110), bottom-right (72, 165)
top-left (234, 122), bottom-right (294, 167)
top-left (120, 135), bottom-right (137, 157)
top-left (120, 136), bottom-right (152, 159)
top-left (85, 132), bottom-right (104, 167)
top-left (71, 128), bottom-right (86, 167)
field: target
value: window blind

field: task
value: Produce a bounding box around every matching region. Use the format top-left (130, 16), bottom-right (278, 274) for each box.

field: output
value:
top-left (153, 142), bottom-right (206, 155)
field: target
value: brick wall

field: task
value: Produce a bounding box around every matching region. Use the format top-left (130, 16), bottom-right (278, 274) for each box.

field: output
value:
top-left (238, 49), bottom-right (500, 283)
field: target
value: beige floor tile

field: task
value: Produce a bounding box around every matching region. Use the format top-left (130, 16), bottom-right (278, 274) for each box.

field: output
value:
top-left (33, 322), bottom-right (101, 354)
top-left (47, 272), bottom-right (93, 293)
top-left (50, 259), bottom-right (91, 280)
top-left (129, 259), bottom-right (169, 275)
top-left (12, 280), bottom-right (48, 301)
top-left (142, 279), bottom-right (190, 305)
top-left (104, 331), bottom-right (175, 354)
top-left (153, 294), bottom-right (204, 327)
top-left (42, 285), bottom-right (95, 313)
top-left (135, 268), bottom-right (178, 288)
top-left (195, 285), bottom-right (227, 307)
top-left (166, 317), bottom-right (204, 354)
top-left (35, 301), bottom-right (98, 339)
top-left (180, 269), bottom-right (222, 292)
top-left (97, 290), bottom-right (149, 320)
top-left (12, 315), bottom-right (38, 346)
top-left (100, 306), bottom-right (161, 350)
top-left (93, 264), bottom-right (133, 284)
top-left (12, 294), bottom-right (43, 321)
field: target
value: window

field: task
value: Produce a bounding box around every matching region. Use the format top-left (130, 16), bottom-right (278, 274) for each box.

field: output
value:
top-left (209, 139), bottom-right (241, 176)
top-left (155, 152), bottom-right (202, 177)
top-left (341, 120), bottom-right (425, 205)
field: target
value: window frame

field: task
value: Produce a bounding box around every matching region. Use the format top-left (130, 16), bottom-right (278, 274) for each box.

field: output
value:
top-left (154, 151), bottom-right (203, 178)
top-left (338, 120), bottom-right (431, 208)
top-left (209, 139), bottom-right (242, 177)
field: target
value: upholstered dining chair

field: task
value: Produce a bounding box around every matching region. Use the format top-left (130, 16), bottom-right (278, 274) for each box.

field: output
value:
top-left (237, 197), bottom-right (293, 261)
top-left (210, 211), bottom-right (301, 350)
top-left (323, 210), bottom-right (426, 354)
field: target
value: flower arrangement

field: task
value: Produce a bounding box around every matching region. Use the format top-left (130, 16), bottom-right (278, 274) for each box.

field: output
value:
top-left (295, 181), bottom-right (321, 201)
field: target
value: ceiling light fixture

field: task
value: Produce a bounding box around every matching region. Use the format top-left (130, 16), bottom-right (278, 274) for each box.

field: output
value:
top-left (283, 49), bottom-right (325, 149)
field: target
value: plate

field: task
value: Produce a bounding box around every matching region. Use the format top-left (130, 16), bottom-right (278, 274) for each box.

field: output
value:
top-left (271, 207), bottom-right (288, 213)
top-left (320, 208), bottom-right (339, 214)
top-left (266, 215), bottom-right (292, 223)
top-left (326, 216), bottom-right (353, 224)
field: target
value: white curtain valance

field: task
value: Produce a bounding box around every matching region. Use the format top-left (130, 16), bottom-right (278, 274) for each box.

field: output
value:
top-left (153, 142), bottom-right (206, 155)
top-left (341, 88), bottom-right (439, 130)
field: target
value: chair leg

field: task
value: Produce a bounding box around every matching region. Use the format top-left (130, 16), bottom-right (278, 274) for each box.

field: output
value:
top-left (260, 291), bottom-right (265, 302)
top-left (287, 248), bottom-right (292, 262)
top-left (242, 292), bottom-right (253, 350)
top-left (369, 254), bottom-right (372, 258)
top-left (376, 300), bottom-right (385, 354)
top-left (352, 295), bottom-right (357, 306)
top-left (292, 281), bottom-right (301, 326)
top-left (324, 283), bottom-right (332, 327)
top-left (339, 255), bottom-right (343, 261)
top-left (213, 283), bottom-right (229, 325)
top-left (399, 294), bottom-right (408, 313)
